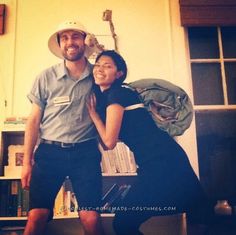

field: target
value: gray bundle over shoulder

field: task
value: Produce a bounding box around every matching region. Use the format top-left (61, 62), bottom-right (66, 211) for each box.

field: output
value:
top-left (126, 78), bottom-right (193, 137)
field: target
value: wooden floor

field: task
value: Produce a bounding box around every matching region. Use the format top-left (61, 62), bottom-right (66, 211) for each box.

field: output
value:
top-left (44, 214), bottom-right (186, 235)
top-left (1, 214), bottom-right (236, 235)
top-left (45, 213), bottom-right (236, 235)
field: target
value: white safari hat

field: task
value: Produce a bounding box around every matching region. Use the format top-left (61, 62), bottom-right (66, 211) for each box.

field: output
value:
top-left (48, 20), bottom-right (94, 58)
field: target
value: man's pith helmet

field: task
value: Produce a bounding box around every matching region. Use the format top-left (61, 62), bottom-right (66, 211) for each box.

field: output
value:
top-left (48, 20), bottom-right (93, 58)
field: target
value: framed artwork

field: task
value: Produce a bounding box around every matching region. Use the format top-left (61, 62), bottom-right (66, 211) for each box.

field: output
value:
top-left (0, 4), bottom-right (6, 35)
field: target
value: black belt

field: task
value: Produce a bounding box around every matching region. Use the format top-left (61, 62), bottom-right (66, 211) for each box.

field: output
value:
top-left (40, 139), bottom-right (95, 148)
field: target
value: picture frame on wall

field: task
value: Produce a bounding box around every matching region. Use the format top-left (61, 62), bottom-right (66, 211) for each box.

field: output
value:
top-left (0, 4), bottom-right (6, 35)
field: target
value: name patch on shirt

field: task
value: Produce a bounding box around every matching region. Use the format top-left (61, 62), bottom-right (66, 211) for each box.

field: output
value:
top-left (53, 96), bottom-right (71, 106)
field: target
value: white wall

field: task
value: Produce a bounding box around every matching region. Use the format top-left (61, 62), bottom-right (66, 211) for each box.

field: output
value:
top-left (0, 0), bottom-right (199, 174)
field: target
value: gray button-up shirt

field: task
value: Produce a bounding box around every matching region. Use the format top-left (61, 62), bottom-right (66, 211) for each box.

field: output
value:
top-left (28, 61), bottom-right (97, 143)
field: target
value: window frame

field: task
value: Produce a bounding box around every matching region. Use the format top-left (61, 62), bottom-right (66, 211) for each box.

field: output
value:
top-left (186, 26), bottom-right (236, 199)
top-left (187, 26), bottom-right (236, 111)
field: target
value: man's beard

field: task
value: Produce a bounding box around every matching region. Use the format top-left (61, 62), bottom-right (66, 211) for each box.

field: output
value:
top-left (62, 45), bottom-right (86, 61)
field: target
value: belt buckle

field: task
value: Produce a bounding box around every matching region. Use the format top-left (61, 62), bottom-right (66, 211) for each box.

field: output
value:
top-left (61, 142), bottom-right (74, 148)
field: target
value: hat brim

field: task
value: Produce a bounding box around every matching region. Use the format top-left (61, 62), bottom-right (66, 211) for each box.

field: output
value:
top-left (48, 29), bottom-right (93, 59)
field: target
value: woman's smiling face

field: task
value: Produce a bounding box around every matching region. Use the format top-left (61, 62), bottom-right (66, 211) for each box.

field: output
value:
top-left (93, 55), bottom-right (122, 91)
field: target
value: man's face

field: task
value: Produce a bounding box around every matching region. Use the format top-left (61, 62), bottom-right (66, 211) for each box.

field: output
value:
top-left (58, 30), bottom-right (86, 61)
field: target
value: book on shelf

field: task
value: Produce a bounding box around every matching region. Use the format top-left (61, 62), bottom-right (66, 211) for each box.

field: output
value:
top-left (17, 182), bottom-right (22, 217)
top-left (106, 150), bottom-right (117, 174)
top-left (125, 149), bottom-right (137, 173)
top-left (99, 144), bottom-right (113, 173)
top-left (0, 180), bottom-right (29, 217)
top-left (3, 117), bottom-right (27, 130)
top-left (99, 146), bottom-right (115, 174)
top-left (115, 142), bottom-right (137, 173)
top-left (8, 180), bottom-right (18, 217)
top-left (115, 142), bottom-right (129, 173)
top-left (0, 180), bottom-right (9, 216)
top-left (99, 142), bottom-right (137, 174)
top-left (21, 188), bottom-right (29, 217)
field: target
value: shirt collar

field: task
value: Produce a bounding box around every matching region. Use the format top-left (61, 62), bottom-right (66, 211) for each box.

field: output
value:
top-left (55, 62), bottom-right (67, 80)
top-left (56, 59), bottom-right (93, 80)
top-left (81, 60), bottom-right (93, 80)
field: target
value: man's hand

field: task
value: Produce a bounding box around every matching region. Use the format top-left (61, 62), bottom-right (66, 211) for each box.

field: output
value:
top-left (21, 163), bottom-right (33, 190)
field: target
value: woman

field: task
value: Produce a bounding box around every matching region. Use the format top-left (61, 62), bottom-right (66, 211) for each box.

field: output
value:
top-left (87, 50), bottom-right (213, 235)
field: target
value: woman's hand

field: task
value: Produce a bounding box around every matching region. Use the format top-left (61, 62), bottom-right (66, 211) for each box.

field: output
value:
top-left (87, 93), bottom-right (99, 121)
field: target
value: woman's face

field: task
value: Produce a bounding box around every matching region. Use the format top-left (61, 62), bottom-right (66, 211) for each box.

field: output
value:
top-left (93, 55), bottom-right (122, 91)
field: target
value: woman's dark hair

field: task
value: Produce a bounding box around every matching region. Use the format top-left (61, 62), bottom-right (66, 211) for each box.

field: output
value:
top-left (95, 50), bottom-right (128, 86)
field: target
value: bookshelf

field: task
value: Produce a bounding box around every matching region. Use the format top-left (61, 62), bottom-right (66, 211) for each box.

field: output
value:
top-left (0, 128), bottom-right (137, 227)
top-left (0, 176), bottom-right (21, 180)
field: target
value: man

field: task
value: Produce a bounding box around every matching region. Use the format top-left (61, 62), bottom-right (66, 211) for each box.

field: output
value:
top-left (21, 20), bottom-right (105, 235)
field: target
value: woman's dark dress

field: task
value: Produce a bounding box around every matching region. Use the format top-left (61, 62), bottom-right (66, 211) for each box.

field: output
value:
top-left (96, 85), bottom-right (212, 234)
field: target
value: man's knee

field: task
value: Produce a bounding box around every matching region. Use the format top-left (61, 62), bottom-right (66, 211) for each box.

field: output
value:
top-left (23, 209), bottom-right (50, 235)
top-left (27, 208), bottom-right (50, 224)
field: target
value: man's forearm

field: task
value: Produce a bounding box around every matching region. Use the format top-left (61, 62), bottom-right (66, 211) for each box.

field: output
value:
top-left (23, 117), bottom-right (40, 165)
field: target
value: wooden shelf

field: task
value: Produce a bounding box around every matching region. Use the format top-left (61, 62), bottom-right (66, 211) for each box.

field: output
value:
top-left (0, 174), bottom-right (137, 180)
top-left (2, 126), bottom-right (25, 132)
top-left (0, 176), bottom-right (21, 180)
top-left (102, 172), bottom-right (137, 177)
top-left (0, 217), bottom-right (27, 221)
top-left (0, 213), bottom-right (115, 221)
